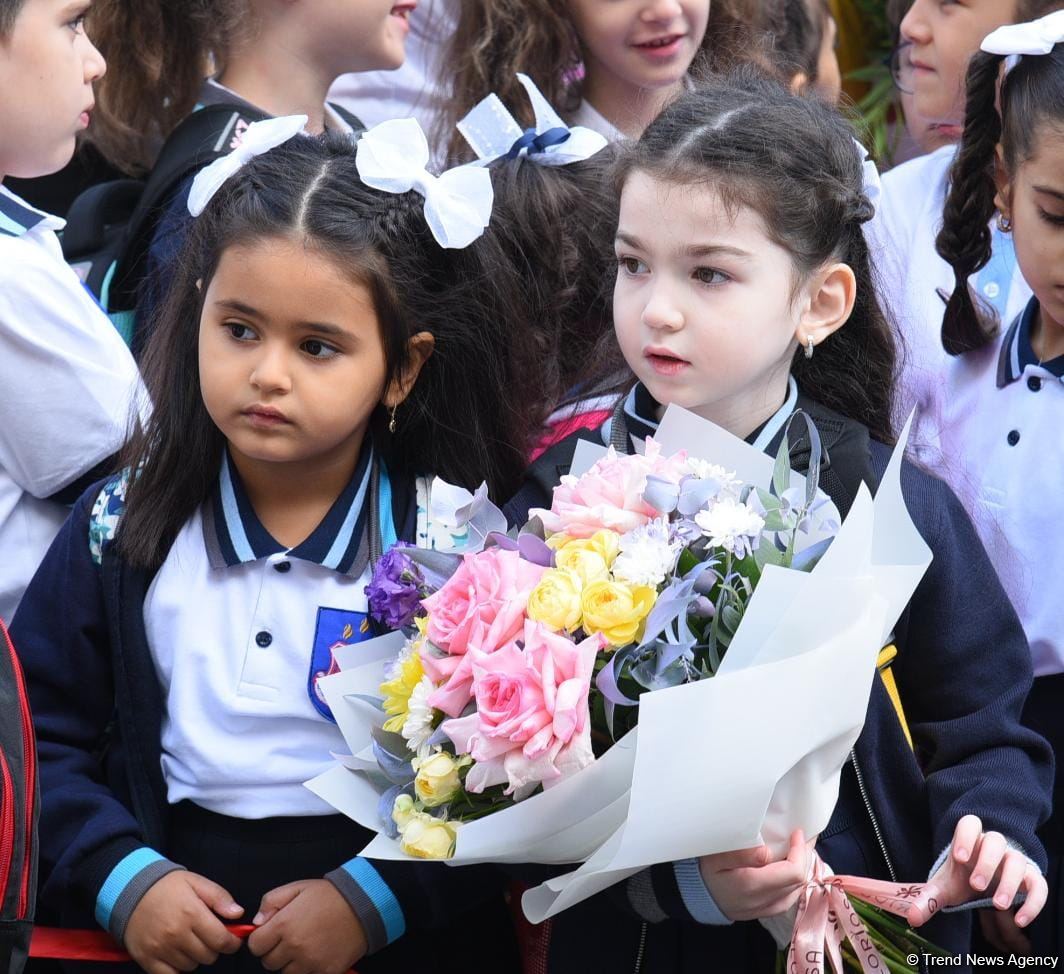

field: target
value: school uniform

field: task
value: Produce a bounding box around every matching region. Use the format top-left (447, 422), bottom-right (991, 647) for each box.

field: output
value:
top-left (505, 382), bottom-right (1053, 974)
top-left (920, 297), bottom-right (1064, 955)
top-left (11, 444), bottom-right (516, 972)
top-left (0, 186), bottom-right (143, 624)
top-left (867, 146), bottom-right (1031, 454)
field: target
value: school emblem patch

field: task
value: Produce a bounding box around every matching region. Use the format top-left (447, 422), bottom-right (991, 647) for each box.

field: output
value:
top-left (309, 607), bottom-right (372, 721)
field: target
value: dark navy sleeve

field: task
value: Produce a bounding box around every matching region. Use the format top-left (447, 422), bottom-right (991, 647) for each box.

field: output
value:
top-left (888, 455), bottom-right (1053, 870)
top-left (9, 488), bottom-right (178, 934)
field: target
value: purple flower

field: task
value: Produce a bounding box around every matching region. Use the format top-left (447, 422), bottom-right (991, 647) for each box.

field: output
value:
top-left (366, 543), bottom-right (428, 630)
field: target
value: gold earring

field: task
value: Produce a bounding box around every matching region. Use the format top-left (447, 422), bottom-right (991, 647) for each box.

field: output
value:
top-left (388, 404), bottom-right (398, 434)
top-left (997, 213), bottom-right (1013, 233)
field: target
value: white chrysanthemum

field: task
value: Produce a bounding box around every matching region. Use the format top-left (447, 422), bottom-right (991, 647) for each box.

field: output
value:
top-left (402, 675), bottom-right (437, 758)
top-left (694, 498), bottom-right (766, 558)
top-left (686, 459), bottom-right (741, 498)
top-left (613, 518), bottom-right (682, 587)
top-left (384, 636), bottom-right (419, 682)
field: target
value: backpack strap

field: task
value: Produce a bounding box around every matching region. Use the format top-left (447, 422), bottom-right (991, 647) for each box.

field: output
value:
top-left (325, 101), bottom-right (365, 135)
top-left (88, 473), bottom-right (129, 566)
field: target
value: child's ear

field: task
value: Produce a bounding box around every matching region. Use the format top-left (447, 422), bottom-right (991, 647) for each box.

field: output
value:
top-left (993, 143), bottom-right (1012, 223)
top-left (795, 262), bottom-right (857, 351)
top-left (383, 331), bottom-right (435, 408)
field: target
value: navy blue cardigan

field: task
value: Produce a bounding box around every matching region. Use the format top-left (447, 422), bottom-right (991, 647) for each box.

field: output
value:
top-left (503, 397), bottom-right (1053, 973)
top-left (9, 476), bottom-right (505, 962)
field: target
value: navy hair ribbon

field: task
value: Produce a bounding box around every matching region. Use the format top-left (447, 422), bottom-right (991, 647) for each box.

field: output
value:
top-left (505, 126), bottom-right (572, 160)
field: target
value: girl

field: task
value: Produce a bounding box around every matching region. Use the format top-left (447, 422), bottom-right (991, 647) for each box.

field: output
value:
top-left (439, 0), bottom-right (714, 161)
top-left (506, 71), bottom-right (1052, 972)
top-left (869, 0), bottom-right (1063, 437)
top-left (932, 12), bottom-right (1064, 957)
top-left (83, 0), bottom-right (413, 351)
top-left (11, 124), bottom-right (533, 974)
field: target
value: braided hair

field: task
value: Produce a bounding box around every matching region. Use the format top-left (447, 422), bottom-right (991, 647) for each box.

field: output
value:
top-left (614, 68), bottom-right (897, 444)
top-left (936, 11), bottom-right (1064, 355)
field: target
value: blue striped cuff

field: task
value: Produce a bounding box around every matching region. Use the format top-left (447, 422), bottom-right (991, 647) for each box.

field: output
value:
top-left (95, 848), bottom-right (183, 943)
top-left (325, 858), bottom-right (405, 952)
top-left (674, 859), bottom-right (733, 925)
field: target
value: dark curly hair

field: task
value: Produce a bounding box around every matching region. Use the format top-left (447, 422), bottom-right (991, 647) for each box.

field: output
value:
top-left (935, 0), bottom-right (1064, 355)
top-left (118, 132), bottom-right (541, 568)
top-left (614, 69), bottom-right (897, 444)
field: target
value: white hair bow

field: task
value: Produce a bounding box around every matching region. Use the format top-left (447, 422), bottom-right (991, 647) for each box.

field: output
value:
top-left (457, 73), bottom-right (608, 167)
top-left (187, 114), bottom-right (308, 217)
top-left (982, 9), bottom-right (1064, 73)
top-left (853, 138), bottom-right (881, 211)
top-left (356, 118), bottom-right (493, 249)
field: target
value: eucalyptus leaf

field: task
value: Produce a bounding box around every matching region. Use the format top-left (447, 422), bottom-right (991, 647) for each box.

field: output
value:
top-left (772, 434), bottom-right (791, 498)
top-left (791, 535), bottom-right (834, 572)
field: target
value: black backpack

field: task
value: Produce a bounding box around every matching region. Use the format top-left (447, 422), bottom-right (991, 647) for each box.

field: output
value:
top-left (0, 621), bottom-right (38, 974)
top-left (61, 102), bottom-right (272, 351)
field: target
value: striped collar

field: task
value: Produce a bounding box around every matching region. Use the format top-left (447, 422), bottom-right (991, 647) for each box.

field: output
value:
top-left (0, 186), bottom-right (63, 238)
top-left (607, 377), bottom-right (800, 452)
top-left (202, 445), bottom-right (375, 574)
top-left (997, 299), bottom-right (1064, 388)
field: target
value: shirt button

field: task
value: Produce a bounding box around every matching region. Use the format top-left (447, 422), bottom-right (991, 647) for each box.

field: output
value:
top-left (1007, 430), bottom-right (1021, 446)
top-left (1028, 376), bottom-right (1042, 392)
top-left (274, 560), bottom-right (291, 573)
top-left (255, 630), bottom-right (273, 648)
top-left (983, 282), bottom-right (1001, 300)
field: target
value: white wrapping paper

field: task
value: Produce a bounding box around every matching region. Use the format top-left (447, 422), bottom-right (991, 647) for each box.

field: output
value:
top-left (306, 407), bottom-right (931, 923)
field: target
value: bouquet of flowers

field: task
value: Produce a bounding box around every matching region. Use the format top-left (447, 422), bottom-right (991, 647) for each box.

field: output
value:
top-left (307, 406), bottom-right (944, 972)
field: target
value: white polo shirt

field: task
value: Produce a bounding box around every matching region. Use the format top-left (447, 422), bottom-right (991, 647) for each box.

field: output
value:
top-left (922, 300), bottom-right (1063, 676)
top-left (145, 447), bottom-right (394, 818)
top-left (0, 187), bottom-right (143, 624)
top-left (868, 146), bottom-right (1031, 452)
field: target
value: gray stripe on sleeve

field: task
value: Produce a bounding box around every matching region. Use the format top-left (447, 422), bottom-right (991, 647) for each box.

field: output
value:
top-left (325, 867), bottom-right (388, 955)
top-left (109, 860), bottom-right (185, 944)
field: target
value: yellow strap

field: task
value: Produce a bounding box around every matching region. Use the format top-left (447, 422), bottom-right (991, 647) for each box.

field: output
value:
top-left (877, 644), bottom-right (913, 750)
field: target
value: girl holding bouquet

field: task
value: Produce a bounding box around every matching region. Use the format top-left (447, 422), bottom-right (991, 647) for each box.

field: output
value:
top-left (11, 124), bottom-right (530, 974)
top-left (507, 71), bottom-right (1053, 971)
top-left (932, 10), bottom-right (1064, 956)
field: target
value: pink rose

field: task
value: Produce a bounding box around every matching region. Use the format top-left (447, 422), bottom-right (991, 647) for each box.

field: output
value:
top-left (421, 548), bottom-right (545, 717)
top-left (531, 440), bottom-right (689, 539)
top-left (442, 621), bottom-right (606, 797)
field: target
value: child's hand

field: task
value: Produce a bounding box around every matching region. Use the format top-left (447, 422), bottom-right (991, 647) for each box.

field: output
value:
top-left (124, 871), bottom-right (244, 974)
top-left (698, 829), bottom-right (815, 921)
top-left (247, 879), bottom-right (368, 974)
top-left (979, 906), bottom-right (1034, 956)
top-left (908, 815), bottom-right (1047, 930)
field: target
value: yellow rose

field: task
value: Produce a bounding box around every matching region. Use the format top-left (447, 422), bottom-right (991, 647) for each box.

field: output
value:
top-left (399, 812), bottom-right (459, 860)
top-left (413, 751), bottom-right (470, 808)
top-left (555, 531), bottom-right (621, 586)
top-left (527, 568), bottom-right (584, 632)
top-left (391, 793), bottom-right (418, 831)
top-left (581, 579), bottom-right (656, 647)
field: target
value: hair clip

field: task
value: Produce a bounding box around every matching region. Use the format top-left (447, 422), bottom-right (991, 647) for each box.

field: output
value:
top-left (457, 73), bottom-right (608, 168)
top-left (982, 10), bottom-right (1064, 74)
top-left (356, 118), bottom-right (494, 249)
top-left (187, 114), bottom-right (309, 217)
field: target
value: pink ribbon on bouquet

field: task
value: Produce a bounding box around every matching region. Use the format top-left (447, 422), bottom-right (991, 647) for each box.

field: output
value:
top-left (787, 854), bottom-right (936, 973)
